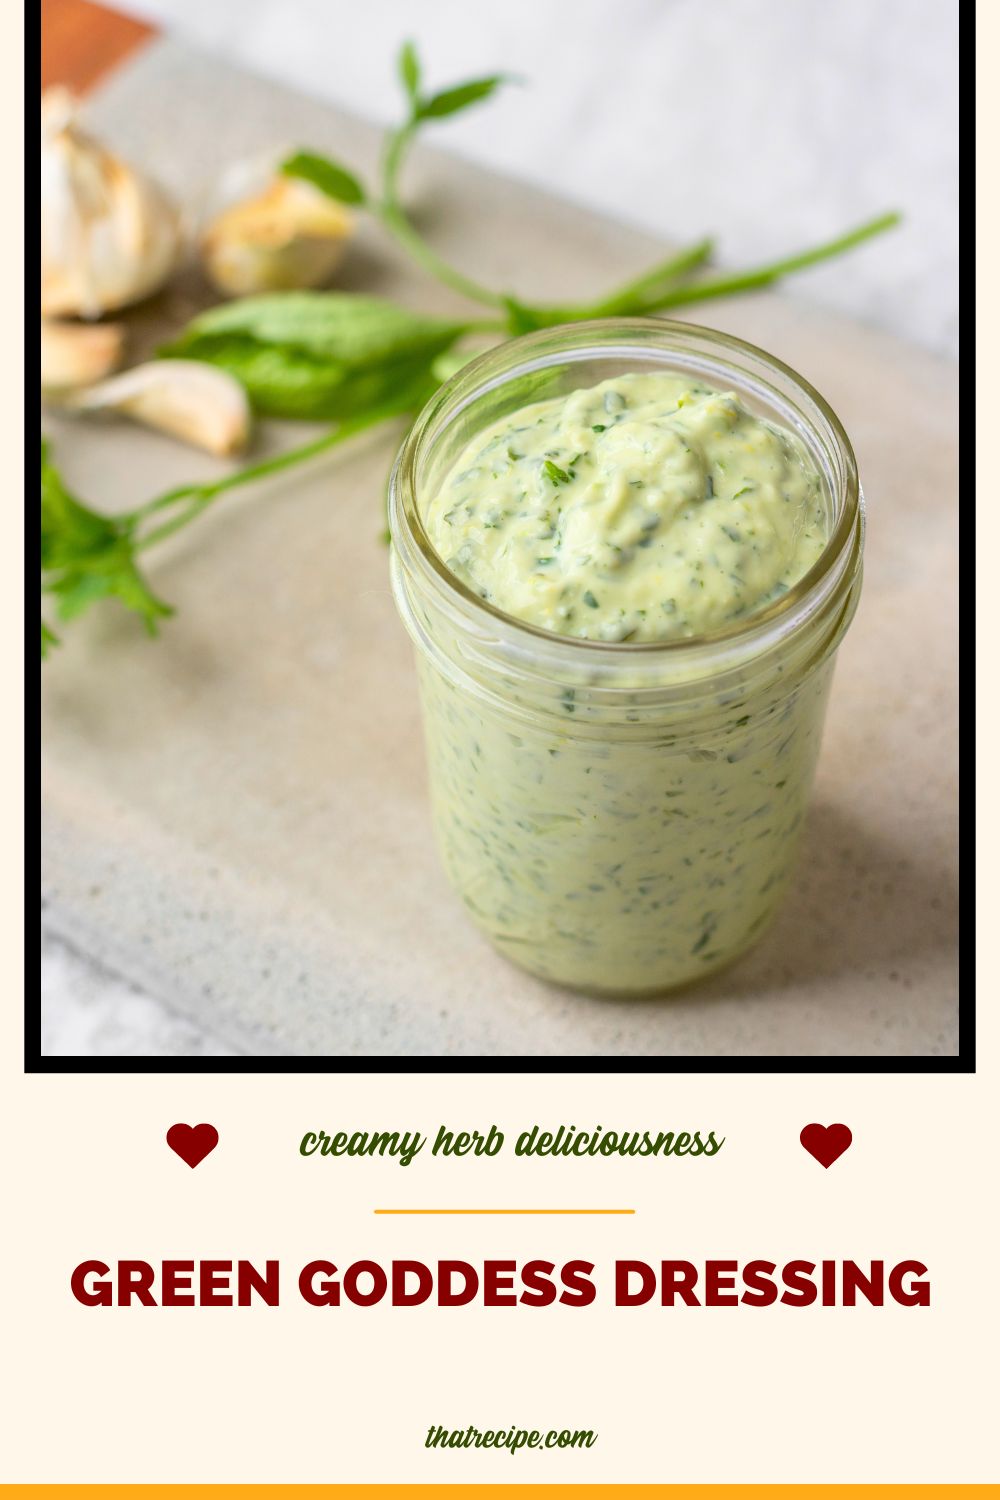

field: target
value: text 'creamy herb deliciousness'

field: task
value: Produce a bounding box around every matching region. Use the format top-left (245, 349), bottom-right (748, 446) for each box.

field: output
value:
top-left (422, 372), bottom-right (827, 642)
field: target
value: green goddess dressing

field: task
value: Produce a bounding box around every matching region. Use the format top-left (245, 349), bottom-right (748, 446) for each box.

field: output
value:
top-left (423, 372), bottom-right (826, 644)
top-left (414, 371), bottom-right (834, 992)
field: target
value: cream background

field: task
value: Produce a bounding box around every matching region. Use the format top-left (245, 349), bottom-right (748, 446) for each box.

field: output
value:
top-left (0, 1074), bottom-right (995, 1483)
top-left (12, 1), bottom-right (984, 1488)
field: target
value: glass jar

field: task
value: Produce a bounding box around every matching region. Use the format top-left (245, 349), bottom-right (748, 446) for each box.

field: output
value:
top-left (389, 319), bottom-right (863, 995)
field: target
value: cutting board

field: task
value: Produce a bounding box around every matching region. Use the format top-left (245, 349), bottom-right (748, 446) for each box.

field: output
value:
top-left (40, 38), bottom-right (959, 1058)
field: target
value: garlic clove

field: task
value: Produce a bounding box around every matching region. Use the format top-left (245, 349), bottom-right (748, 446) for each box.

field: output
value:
top-left (200, 173), bottom-right (353, 297)
top-left (41, 88), bottom-right (183, 319)
top-left (63, 360), bottom-right (251, 456)
top-left (41, 319), bottom-right (126, 390)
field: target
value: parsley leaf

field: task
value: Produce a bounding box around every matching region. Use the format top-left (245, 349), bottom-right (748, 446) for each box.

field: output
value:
top-left (417, 75), bottom-right (510, 121)
top-left (41, 441), bottom-right (172, 649)
top-left (281, 150), bottom-right (366, 206)
top-left (398, 40), bottom-right (422, 105)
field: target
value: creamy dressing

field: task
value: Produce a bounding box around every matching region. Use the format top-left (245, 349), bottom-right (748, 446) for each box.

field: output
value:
top-left (417, 648), bottom-right (834, 992)
top-left (424, 372), bottom-right (826, 644)
top-left (407, 369), bottom-right (840, 993)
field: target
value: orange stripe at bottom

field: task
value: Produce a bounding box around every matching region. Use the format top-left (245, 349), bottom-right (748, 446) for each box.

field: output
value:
top-left (0, 1485), bottom-right (991, 1496)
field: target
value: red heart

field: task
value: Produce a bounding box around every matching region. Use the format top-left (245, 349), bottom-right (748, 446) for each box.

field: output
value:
top-left (800, 1122), bottom-right (852, 1168)
top-left (166, 1123), bottom-right (219, 1169)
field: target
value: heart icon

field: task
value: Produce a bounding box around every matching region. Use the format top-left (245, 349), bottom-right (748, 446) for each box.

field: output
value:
top-left (166, 1122), bottom-right (219, 1169)
top-left (800, 1122), bottom-right (852, 1168)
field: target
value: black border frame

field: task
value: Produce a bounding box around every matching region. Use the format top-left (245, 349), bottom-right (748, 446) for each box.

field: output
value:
top-left (27, 1051), bottom-right (973, 1075)
top-left (33, 7), bottom-right (967, 1079)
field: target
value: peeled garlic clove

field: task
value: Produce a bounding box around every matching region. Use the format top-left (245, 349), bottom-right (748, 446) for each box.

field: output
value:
top-left (64, 361), bottom-right (251, 456)
top-left (41, 319), bottom-right (126, 390)
top-left (200, 173), bottom-right (353, 296)
top-left (41, 87), bottom-right (183, 319)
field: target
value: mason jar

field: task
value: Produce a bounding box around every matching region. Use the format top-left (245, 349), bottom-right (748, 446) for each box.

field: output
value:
top-left (389, 319), bottom-right (863, 995)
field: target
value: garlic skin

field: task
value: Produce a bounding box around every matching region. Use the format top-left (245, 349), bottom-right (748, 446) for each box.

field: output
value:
top-left (62, 360), bottom-right (251, 456)
top-left (41, 88), bottom-right (182, 319)
top-left (200, 165), bottom-right (353, 297)
top-left (41, 319), bottom-right (126, 390)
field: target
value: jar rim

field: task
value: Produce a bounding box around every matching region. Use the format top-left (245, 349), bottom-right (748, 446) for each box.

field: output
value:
top-left (389, 316), bottom-right (861, 667)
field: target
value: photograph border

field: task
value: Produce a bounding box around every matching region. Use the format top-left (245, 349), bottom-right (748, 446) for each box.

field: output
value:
top-left (33, 3), bottom-right (967, 1080)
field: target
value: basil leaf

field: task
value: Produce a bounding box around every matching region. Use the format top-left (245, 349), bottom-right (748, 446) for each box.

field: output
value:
top-left (167, 334), bottom-right (440, 420)
top-left (501, 294), bottom-right (547, 335)
top-left (417, 75), bottom-right (508, 120)
top-left (167, 293), bottom-right (465, 370)
top-left (398, 40), bottom-right (421, 105)
top-left (164, 335), bottom-right (353, 420)
top-left (163, 293), bottom-right (466, 420)
top-left (281, 150), bottom-right (366, 206)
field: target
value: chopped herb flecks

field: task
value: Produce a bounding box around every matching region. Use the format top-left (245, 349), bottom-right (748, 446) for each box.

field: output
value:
top-left (422, 370), bottom-right (827, 647)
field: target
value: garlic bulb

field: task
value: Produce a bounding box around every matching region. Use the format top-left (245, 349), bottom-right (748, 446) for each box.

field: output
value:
top-left (41, 319), bottom-right (126, 390)
top-left (200, 157), bottom-right (353, 296)
top-left (60, 360), bottom-right (251, 456)
top-left (41, 88), bottom-right (182, 319)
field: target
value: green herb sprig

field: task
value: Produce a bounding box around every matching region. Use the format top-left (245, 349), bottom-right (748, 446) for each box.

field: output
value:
top-left (280, 41), bottom-right (899, 331)
top-left (160, 293), bottom-right (469, 419)
top-left (42, 41), bottom-right (900, 653)
top-left (41, 403), bottom-right (404, 651)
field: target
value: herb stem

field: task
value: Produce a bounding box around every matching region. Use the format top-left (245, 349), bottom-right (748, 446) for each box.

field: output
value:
top-left (375, 91), bottom-right (898, 332)
top-left (378, 124), bottom-right (507, 310)
top-left (133, 405), bottom-right (401, 552)
top-left (536, 239), bottom-right (716, 324)
top-left (641, 211), bottom-right (901, 312)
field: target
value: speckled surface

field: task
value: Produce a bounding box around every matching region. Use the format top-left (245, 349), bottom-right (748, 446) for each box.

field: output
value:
top-left (41, 932), bottom-right (240, 1057)
top-left (40, 41), bottom-right (958, 1057)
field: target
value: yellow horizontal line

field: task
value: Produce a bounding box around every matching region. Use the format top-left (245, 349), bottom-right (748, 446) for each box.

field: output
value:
top-left (373, 1208), bottom-right (635, 1215)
